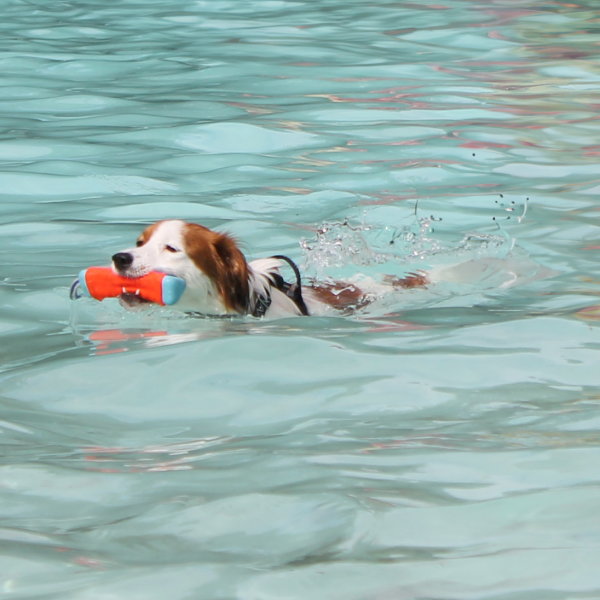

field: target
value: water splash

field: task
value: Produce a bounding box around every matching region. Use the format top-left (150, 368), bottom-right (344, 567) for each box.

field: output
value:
top-left (300, 207), bottom-right (512, 284)
top-left (300, 218), bottom-right (385, 281)
top-left (296, 200), bottom-right (556, 317)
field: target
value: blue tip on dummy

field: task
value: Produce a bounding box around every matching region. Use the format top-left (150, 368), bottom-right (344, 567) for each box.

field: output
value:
top-left (77, 269), bottom-right (91, 297)
top-left (161, 275), bottom-right (186, 305)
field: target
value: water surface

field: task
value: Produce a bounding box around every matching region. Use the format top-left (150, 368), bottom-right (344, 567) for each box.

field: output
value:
top-left (1, 1), bottom-right (600, 598)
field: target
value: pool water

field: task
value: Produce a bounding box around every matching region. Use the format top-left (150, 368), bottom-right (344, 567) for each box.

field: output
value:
top-left (1, 0), bottom-right (600, 598)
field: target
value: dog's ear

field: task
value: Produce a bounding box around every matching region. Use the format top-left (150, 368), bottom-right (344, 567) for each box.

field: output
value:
top-left (183, 223), bottom-right (250, 313)
top-left (212, 232), bottom-right (250, 313)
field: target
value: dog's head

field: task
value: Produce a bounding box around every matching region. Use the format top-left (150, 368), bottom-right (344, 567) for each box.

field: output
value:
top-left (112, 220), bottom-right (250, 312)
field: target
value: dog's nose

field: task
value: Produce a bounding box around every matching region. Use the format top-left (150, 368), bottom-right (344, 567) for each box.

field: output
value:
top-left (112, 252), bottom-right (134, 271)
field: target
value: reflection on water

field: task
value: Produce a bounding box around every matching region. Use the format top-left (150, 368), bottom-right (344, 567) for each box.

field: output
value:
top-left (1, 0), bottom-right (600, 598)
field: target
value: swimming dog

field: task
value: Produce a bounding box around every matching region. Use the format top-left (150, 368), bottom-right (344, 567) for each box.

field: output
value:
top-left (111, 219), bottom-right (427, 318)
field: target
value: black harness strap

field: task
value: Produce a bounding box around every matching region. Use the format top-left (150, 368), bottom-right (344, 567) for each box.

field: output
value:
top-left (252, 293), bottom-right (272, 318)
top-left (251, 255), bottom-right (310, 318)
top-left (271, 255), bottom-right (309, 316)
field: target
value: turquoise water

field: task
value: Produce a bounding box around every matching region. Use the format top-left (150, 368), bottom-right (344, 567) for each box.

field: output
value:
top-left (2, 0), bottom-right (600, 597)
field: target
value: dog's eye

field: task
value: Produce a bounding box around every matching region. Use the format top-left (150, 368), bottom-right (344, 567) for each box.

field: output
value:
top-left (165, 245), bottom-right (179, 253)
top-left (136, 240), bottom-right (144, 247)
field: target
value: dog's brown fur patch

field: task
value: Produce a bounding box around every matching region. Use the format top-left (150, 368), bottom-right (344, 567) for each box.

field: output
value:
top-left (137, 222), bottom-right (162, 247)
top-left (384, 272), bottom-right (429, 289)
top-left (310, 272), bottom-right (428, 312)
top-left (182, 223), bottom-right (250, 313)
top-left (308, 283), bottom-right (369, 311)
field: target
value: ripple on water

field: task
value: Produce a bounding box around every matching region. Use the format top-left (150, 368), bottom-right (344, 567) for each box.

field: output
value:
top-left (1, 0), bottom-right (600, 598)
